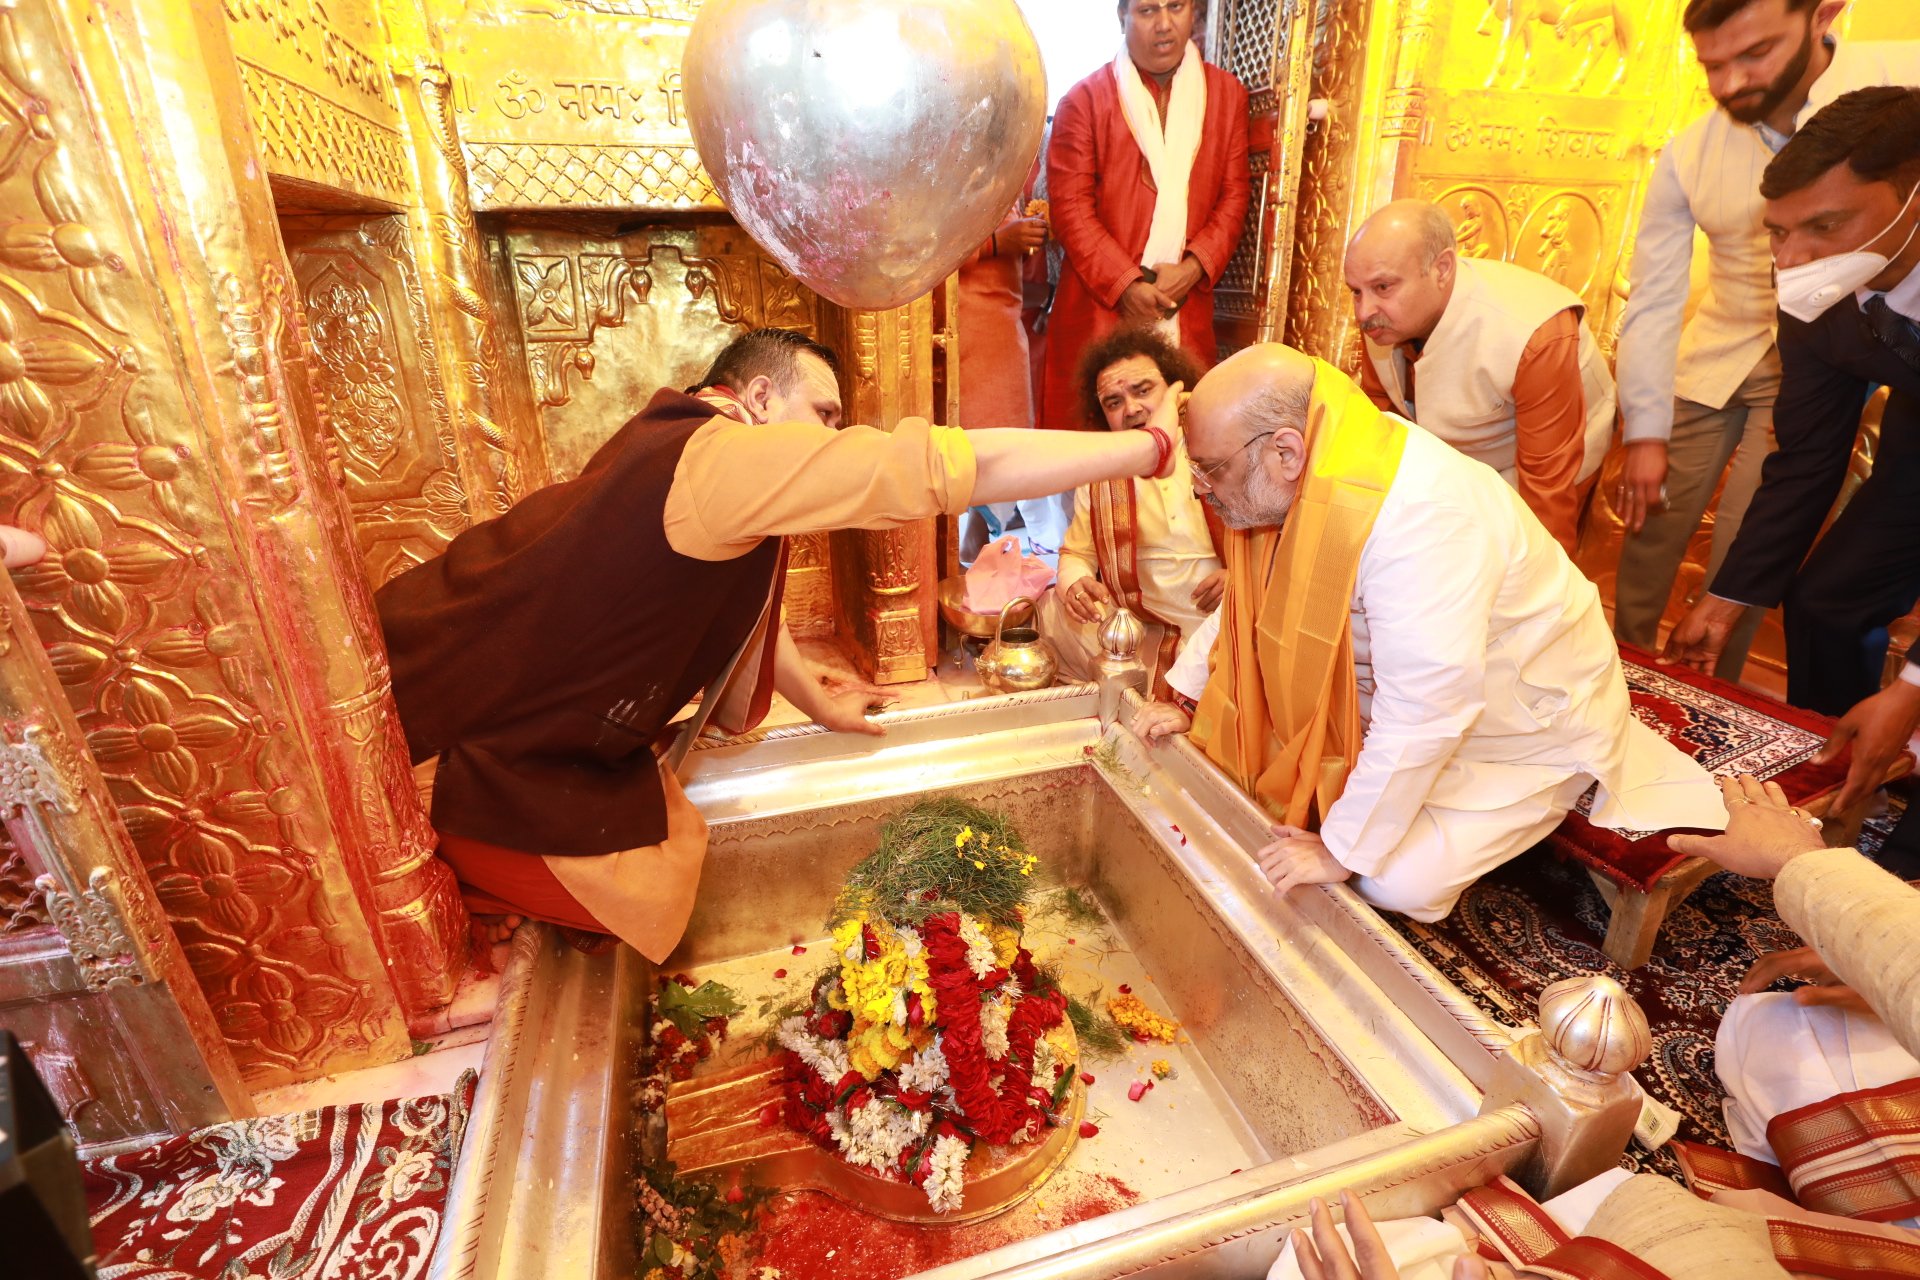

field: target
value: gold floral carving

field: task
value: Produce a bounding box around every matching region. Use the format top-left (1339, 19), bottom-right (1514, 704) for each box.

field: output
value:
top-left (1284, 0), bottom-right (1375, 367)
top-left (284, 215), bottom-right (473, 586)
top-left (215, 270), bottom-right (304, 509)
top-left (512, 240), bottom-right (816, 412)
top-left (236, 62), bottom-right (413, 206)
top-left (406, 62), bottom-right (539, 513)
top-left (0, 833), bottom-right (50, 934)
top-left (464, 141), bottom-right (717, 211)
top-left (36, 866), bottom-right (148, 992)
top-left (0, 724), bottom-right (85, 814)
top-left (0, 0), bottom-right (420, 1081)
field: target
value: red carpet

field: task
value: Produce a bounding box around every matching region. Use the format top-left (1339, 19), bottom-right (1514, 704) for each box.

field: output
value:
top-left (82, 1072), bottom-right (475, 1279)
top-left (1391, 791), bottom-right (1909, 1176)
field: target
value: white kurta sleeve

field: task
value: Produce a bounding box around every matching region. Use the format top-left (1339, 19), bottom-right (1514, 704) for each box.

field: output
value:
top-left (1056, 485), bottom-right (1098, 593)
top-left (1614, 150), bottom-right (1696, 445)
top-left (1317, 494), bottom-right (1503, 875)
top-left (1164, 605), bottom-right (1220, 703)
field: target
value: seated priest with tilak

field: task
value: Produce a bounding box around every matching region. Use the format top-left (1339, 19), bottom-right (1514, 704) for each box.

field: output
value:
top-left (1037, 328), bottom-right (1225, 696)
top-left (374, 328), bottom-right (1184, 961)
top-left (1130, 344), bottom-right (1724, 922)
top-left (1345, 199), bottom-right (1617, 558)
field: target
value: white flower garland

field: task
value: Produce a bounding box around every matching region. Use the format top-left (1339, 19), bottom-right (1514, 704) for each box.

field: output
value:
top-left (924, 1133), bottom-right (969, 1214)
top-left (840, 1098), bottom-right (930, 1174)
top-left (896, 1036), bottom-right (949, 1094)
top-left (980, 985), bottom-right (1020, 1063)
top-left (956, 913), bottom-right (997, 979)
top-left (1033, 1033), bottom-right (1058, 1090)
top-left (777, 1015), bottom-right (850, 1081)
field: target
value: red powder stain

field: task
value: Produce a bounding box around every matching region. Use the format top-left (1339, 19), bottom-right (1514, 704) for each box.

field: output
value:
top-left (774, 969), bottom-right (788, 980)
top-left (747, 1171), bottom-right (1139, 1280)
top-left (792, 944), bottom-right (808, 955)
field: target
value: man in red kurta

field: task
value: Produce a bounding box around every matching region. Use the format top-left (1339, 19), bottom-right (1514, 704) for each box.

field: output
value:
top-left (1040, 0), bottom-right (1251, 431)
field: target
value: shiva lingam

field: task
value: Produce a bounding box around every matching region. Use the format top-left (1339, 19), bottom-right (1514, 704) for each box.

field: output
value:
top-left (663, 1055), bottom-right (1085, 1226)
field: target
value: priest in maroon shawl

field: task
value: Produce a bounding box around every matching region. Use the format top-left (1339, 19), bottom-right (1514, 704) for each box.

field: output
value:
top-left (1039, 0), bottom-right (1251, 431)
top-left (375, 329), bottom-right (1179, 961)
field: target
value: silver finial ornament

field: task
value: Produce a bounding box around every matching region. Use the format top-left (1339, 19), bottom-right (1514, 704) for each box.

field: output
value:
top-left (1538, 975), bottom-right (1651, 1078)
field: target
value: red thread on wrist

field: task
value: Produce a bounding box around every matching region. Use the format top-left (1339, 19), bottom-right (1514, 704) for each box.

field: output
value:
top-left (1141, 426), bottom-right (1174, 479)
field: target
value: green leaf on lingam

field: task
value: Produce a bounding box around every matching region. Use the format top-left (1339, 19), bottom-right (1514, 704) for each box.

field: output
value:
top-left (658, 979), bottom-right (744, 1038)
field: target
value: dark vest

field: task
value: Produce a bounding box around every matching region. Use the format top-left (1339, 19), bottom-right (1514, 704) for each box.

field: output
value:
top-left (375, 388), bottom-right (784, 856)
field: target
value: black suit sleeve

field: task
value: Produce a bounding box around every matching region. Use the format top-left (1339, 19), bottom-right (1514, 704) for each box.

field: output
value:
top-left (1708, 311), bottom-right (1872, 609)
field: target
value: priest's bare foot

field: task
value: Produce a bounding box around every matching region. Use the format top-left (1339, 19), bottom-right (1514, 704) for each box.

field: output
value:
top-left (471, 913), bottom-right (523, 948)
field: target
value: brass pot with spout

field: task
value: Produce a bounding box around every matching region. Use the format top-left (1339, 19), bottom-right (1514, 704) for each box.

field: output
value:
top-left (978, 596), bottom-right (1057, 694)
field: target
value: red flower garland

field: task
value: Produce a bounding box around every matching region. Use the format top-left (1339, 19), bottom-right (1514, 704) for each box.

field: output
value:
top-left (919, 913), bottom-right (1066, 1145)
top-left (780, 911), bottom-right (1072, 1169)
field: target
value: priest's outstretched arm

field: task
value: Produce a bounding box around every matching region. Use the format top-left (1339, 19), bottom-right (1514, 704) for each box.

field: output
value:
top-left (664, 414), bottom-right (1162, 561)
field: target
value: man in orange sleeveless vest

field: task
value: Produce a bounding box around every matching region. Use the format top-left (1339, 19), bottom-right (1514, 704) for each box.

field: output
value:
top-left (1345, 199), bottom-right (1616, 558)
top-left (376, 328), bottom-right (1182, 960)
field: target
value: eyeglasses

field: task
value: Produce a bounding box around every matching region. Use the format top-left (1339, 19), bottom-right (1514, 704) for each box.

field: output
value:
top-left (1188, 431), bottom-right (1274, 491)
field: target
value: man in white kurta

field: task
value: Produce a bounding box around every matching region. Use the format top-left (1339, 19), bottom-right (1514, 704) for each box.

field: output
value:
top-left (1156, 344), bottom-right (1724, 922)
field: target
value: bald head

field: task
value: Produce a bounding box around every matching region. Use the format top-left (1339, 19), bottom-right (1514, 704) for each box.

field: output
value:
top-left (1350, 199), bottom-right (1458, 267)
top-left (1185, 344), bottom-right (1316, 531)
top-left (1344, 199), bottom-right (1459, 349)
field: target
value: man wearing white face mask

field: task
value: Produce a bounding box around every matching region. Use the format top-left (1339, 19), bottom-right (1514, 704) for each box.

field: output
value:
top-left (1610, 0), bottom-right (1920, 682)
top-left (1667, 87), bottom-right (1920, 871)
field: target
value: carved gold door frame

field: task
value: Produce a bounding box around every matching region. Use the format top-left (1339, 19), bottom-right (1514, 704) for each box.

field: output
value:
top-left (1209, 0), bottom-right (1323, 353)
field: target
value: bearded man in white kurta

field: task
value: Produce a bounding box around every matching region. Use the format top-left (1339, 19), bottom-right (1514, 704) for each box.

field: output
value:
top-left (1158, 344), bottom-right (1723, 922)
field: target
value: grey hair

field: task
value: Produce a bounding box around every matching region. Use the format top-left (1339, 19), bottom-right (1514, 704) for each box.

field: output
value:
top-left (1409, 202), bottom-right (1457, 269)
top-left (1239, 378), bottom-right (1312, 440)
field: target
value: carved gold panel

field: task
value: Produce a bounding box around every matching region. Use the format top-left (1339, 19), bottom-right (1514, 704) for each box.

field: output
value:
top-left (503, 220), bottom-right (821, 475)
top-left (281, 214), bottom-right (475, 587)
top-left (500, 218), bottom-right (839, 637)
top-left (1283, 0), bottom-right (1387, 365)
top-left (827, 301), bottom-right (938, 684)
top-left (430, 0), bottom-right (720, 211)
top-left (223, 0), bottom-right (413, 207)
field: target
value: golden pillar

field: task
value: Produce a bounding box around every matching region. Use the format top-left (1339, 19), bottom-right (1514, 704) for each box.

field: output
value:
top-left (0, 0), bottom-right (474, 1087)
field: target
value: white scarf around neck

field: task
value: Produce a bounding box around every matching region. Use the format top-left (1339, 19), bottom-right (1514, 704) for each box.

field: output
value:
top-left (1111, 40), bottom-right (1207, 335)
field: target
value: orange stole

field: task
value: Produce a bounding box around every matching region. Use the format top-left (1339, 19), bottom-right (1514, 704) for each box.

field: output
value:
top-left (1086, 473), bottom-right (1225, 700)
top-left (1188, 357), bottom-right (1406, 828)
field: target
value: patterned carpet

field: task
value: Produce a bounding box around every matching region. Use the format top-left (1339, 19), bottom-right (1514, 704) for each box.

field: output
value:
top-left (83, 1073), bottom-right (475, 1280)
top-left (1387, 787), bottom-right (1909, 1172)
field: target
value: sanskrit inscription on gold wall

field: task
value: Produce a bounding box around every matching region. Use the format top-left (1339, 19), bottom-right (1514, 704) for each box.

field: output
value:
top-left (429, 0), bottom-right (719, 211)
top-left (1383, 0), bottom-right (1691, 359)
top-left (222, 0), bottom-right (412, 205)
